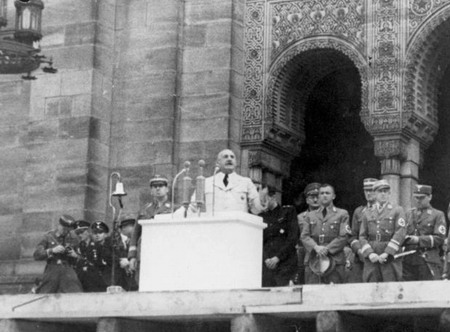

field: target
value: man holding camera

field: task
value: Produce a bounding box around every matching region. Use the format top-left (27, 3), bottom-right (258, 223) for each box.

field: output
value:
top-left (33, 215), bottom-right (82, 293)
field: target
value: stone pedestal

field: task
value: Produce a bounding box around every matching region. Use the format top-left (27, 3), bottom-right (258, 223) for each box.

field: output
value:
top-left (138, 212), bottom-right (266, 292)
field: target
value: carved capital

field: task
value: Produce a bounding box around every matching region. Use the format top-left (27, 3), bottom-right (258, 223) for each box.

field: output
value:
top-left (374, 137), bottom-right (407, 160)
top-left (245, 148), bottom-right (291, 177)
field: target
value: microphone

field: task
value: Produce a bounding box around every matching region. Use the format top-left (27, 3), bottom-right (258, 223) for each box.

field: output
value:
top-left (196, 160), bottom-right (206, 216)
top-left (171, 161), bottom-right (191, 217)
top-left (212, 166), bottom-right (220, 216)
top-left (182, 162), bottom-right (192, 217)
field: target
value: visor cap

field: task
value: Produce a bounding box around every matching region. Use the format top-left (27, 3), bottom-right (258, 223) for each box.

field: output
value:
top-left (304, 182), bottom-right (321, 196)
top-left (373, 179), bottom-right (390, 191)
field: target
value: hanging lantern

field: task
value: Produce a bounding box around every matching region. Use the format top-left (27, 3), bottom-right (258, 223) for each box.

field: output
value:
top-left (14, 0), bottom-right (43, 46)
top-left (0, 0), bottom-right (6, 28)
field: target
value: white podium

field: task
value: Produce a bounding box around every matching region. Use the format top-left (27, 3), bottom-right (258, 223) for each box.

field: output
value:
top-left (138, 211), bottom-right (266, 292)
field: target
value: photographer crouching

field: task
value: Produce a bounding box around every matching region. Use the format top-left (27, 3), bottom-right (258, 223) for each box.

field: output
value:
top-left (33, 215), bottom-right (83, 293)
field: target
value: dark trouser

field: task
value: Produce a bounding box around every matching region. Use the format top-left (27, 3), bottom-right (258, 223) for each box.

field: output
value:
top-left (403, 256), bottom-right (442, 281)
top-left (305, 264), bottom-right (345, 284)
top-left (116, 268), bottom-right (139, 291)
top-left (77, 268), bottom-right (109, 292)
top-left (262, 255), bottom-right (297, 287)
top-left (36, 263), bottom-right (83, 294)
top-left (362, 259), bottom-right (402, 282)
top-left (346, 260), bottom-right (364, 283)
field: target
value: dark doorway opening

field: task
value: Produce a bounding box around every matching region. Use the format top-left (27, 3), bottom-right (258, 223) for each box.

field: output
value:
top-left (420, 66), bottom-right (450, 215)
top-left (283, 65), bottom-right (379, 216)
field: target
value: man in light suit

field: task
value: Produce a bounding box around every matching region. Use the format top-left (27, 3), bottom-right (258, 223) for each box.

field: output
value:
top-left (181, 149), bottom-right (268, 216)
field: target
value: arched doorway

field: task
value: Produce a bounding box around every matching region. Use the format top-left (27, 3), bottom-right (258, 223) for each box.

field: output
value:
top-left (404, 15), bottom-right (450, 213)
top-left (268, 47), bottom-right (378, 213)
top-left (420, 66), bottom-right (450, 214)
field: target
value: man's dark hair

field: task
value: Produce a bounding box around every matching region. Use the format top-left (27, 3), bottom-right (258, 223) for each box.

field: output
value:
top-left (319, 183), bottom-right (335, 194)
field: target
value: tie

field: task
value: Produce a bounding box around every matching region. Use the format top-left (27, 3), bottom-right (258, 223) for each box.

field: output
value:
top-left (223, 174), bottom-right (229, 187)
top-left (322, 208), bottom-right (327, 218)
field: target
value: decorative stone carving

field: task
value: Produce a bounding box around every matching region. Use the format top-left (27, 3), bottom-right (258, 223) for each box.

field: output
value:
top-left (403, 4), bottom-right (450, 147)
top-left (372, 0), bottom-right (401, 115)
top-left (409, 0), bottom-right (450, 36)
top-left (242, 0), bottom-right (265, 139)
top-left (246, 149), bottom-right (291, 177)
top-left (270, 0), bottom-right (365, 60)
top-left (374, 138), bottom-right (406, 160)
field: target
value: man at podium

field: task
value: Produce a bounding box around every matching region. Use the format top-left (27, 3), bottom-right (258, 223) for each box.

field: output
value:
top-left (185, 149), bottom-right (269, 215)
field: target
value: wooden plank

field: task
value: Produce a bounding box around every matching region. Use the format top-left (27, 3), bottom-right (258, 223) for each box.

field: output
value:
top-left (245, 281), bottom-right (450, 319)
top-left (0, 287), bottom-right (302, 321)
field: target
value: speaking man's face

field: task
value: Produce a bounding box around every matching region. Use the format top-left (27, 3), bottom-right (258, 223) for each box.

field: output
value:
top-left (217, 149), bottom-right (236, 174)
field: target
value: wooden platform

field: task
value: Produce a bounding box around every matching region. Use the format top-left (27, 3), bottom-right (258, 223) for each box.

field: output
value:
top-left (1, 281), bottom-right (450, 331)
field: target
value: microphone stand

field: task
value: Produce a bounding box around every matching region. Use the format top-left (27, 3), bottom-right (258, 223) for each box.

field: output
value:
top-left (107, 172), bottom-right (126, 293)
top-left (212, 166), bottom-right (219, 216)
top-left (171, 161), bottom-right (191, 218)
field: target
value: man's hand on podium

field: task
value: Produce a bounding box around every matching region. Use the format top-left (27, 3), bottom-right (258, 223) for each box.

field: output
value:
top-left (265, 256), bottom-right (280, 270)
top-left (129, 258), bottom-right (137, 272)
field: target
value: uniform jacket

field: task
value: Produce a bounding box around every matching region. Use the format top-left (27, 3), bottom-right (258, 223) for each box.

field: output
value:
top-left (301, 205), bottom-right (350, 265)
top-left (349, 204), bottom-right (372, 253)
top-left (405, 206), bottom-right (446, 265)
top-left (359, 202), bottom-right (406, 257)
top-left (260, 205), bottom-right (299, 262)
top-left (33, 230), bottom-right (79, 265)
top-left (198, 172), bottom-right (264, 215)
top-left (128, 199), bottom-right (172, 259)
top-left (84, 237), bottom-right (113, 285)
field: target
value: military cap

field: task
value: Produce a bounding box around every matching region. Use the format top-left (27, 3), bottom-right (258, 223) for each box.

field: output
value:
top-left (373, 179), bottom-right (390, 191)
top-left (363, 178), bottom-right (378, 190)
top-left (413, 184), bottom-right (432, 196)
top-left (304, 182), bottom-right (321, 196)
top-left (91, 221), bottom-right (109, 233)
top-left (119, 214), bottom-right (136, 228)
top-left (59, 215), bottom-right (76, 228)
top-left (309, 251), bottom-right (335, 277)
top-left (149, 174), bottom-right (168, 187)
top-left (74, 220), bottom-right (90, 232)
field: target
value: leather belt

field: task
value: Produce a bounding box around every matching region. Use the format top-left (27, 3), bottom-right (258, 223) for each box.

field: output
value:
top-left (369, 234), bottom-right (391, 242)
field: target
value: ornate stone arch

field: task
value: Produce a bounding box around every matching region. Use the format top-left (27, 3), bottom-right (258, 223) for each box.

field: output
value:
top-left (264, 36), bottom-right (370, 155)
top-left (404, 4), bottom-right (450, 148)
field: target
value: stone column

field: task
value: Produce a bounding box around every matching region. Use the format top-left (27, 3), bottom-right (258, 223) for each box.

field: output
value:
top-left (399, 139), bottom-right (421, 210)
top-left (374, 137), bottom-right (407, 206)
top-left (241, 148), bottom-right (290, 195)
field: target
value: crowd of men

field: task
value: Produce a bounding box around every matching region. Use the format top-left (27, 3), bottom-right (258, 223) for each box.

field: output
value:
top-left (32, 148), bottom-right (450, 293)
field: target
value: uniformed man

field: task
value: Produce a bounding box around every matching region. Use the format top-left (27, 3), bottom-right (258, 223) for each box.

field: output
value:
top-left (183, 149), bottom-right (268, 216)
top-left (359, 179), bottom-right (407, 282)
top-left (403, 184), bottom-right (446, 281)
top-left (33, 215), bottom-right (83, 293)
top-left (128, 174), bottom-right (172, 278)
top-left (72, 220), bottom-right (92, 291)
top-left (260, 186), bottom-right (299, 287)
top-left (301, 184), bottom-right (350, 284)
top-left (347, 178), bottom-right (378, 283)
top-left (293, 182), bottom-right (321, 285)
top-left (81, 221), bottom-right (113, 292)
top-left (114, 214), bottom-right (138, 291)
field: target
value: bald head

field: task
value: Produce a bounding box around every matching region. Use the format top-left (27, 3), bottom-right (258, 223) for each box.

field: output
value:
top-left (216, 149), bottom-right (236, 174)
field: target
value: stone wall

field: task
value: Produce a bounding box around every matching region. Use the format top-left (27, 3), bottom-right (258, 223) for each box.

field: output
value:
top-left (0, 0), bottom-right (245, 293)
